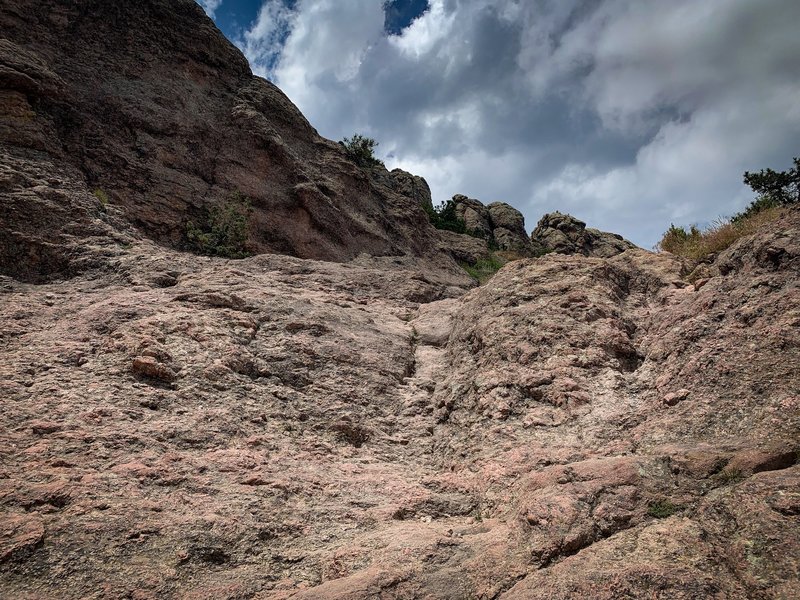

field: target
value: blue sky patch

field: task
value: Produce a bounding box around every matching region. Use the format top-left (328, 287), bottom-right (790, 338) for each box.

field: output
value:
top-left (384, 0), bottom-right (430, 35)
top-left (206, 1), bottom-right (428, 41)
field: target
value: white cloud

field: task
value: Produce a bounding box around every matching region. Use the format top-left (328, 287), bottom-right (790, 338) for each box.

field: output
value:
top-left (533, 85), bottom-right (800, 246)
top-left (240, 0), bottom-right (296, 77)
top-left (388, 0), bottom-right (455, 58)
top-left (198, 0), bottom-right (223, 19)
top-left (236, 0), bottom-right (800, 247)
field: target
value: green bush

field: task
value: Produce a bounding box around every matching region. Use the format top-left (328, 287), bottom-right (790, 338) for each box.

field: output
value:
top-left (424, 198), bottom-right (500, 244)
top-left (657, 223), bottom-right (701, 255)
top-left (736, 157), bottom-right (799, 222)
top-left (340, 134), bottom-right (385, 168)
top-left (185, 193), bottom-right (251, 259)
top-left (425, 198), bottom-right (467, 234)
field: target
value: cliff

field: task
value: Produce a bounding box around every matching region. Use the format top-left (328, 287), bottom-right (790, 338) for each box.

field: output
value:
top-left (0, 0), bottom-right (467, 286)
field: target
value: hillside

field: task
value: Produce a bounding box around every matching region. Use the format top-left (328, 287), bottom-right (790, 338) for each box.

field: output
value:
top-left (1, 2), bottom-right (799, 599)
top-left (0, 0), bottom-right (469, 286)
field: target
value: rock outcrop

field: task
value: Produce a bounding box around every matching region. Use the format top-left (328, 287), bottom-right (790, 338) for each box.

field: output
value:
top-left (0, 0), bottom-right (466, 286)
top-left (1, 1), bottom-right (799, 599)
top-left (444, 194), bottom-right (535, 256)
top-left (388, 168), bottom-right (434, 212)
top-left (486, 201), bottom-right (530, 251)
top-left (531, 211), bottom-right (637, 257)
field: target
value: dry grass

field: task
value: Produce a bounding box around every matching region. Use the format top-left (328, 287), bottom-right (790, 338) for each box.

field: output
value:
top-left (656, 206), bottom-right (787, 261)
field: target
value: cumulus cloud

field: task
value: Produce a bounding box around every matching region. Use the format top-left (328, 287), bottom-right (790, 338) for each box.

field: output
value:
top-left (236, 0), bottom-right (800, 246)
top-left (198, 0), bottom-right (223, 19)
top-left (240, 0), bottom-right (296, 76)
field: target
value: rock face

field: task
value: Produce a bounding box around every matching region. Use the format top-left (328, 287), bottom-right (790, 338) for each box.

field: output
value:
top-left (531, 211), bottom-right (637, 257)
top-left (487, 201), bottom-right (529, 251)
top-left (2, 2), bottom-right (800, 599)
top-left (453, 194), bottom-right (494, 238)
top-left (448, 194), bottom-right (534, 254)
top-left (0, 0), bottom-right (465, 285)
top-left (388, 168), bottom-right (433, 212)
top-left (2, 204), bottom-right (798, 598)
top-left (436, 229), bottom-right (492, 265)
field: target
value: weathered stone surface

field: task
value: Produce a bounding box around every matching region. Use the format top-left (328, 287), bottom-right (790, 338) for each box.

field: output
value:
top-left (1, 0), bottom-right (799, 598)
top-left (0, 514), bottom-right (45, 564)
top-left (662, 388), bottom-right (690, 406)
top-left (531, 211), bottom-right (637, 257)
top-left (487, 202), bottom-right (526, 234)
top-left (440, 195), bottom-right (534, 258)
top-left (436, 229), bottom-right (490, 264)
top-left (388, 168), bottom-right (433, 212)
top-left (1, 211), bottom-right (797, 598)
top-left (131, 356), bottom-right (177, 383)
top-left (453, 194), bottom-right (494, 238)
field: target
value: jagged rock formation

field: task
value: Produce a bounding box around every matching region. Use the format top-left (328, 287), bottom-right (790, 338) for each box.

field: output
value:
top-left (451, 194), bottom-right (534, 254)
top-left (1, 2), bottom-right (799, 599)
top-left (0, 0), bottom-right (466, 286)
top-left (531, 211), bottom-right (637, 257)
top-left (388, 168), bottom-right (434, 212)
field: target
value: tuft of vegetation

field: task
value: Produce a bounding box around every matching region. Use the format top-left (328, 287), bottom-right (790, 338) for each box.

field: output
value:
top-left (340, 133), bottom-right (385, 168)
top-left (647, 499), bottom-right (680, 519)
top-left (93, 189), bottom-right (110, 211)
top-left (424, 198), bottom-right (498, 246)
top-left (330, 422), bottom-right (370, 448)
top-left (716, 468), bottom-right (745, 485)
top-left (657, 158), bottom-right (798, 261)
top-left (462, 253), bottom-right (505, 284)
top-left (425, 198), bottom-right (467, 234)
top-left (185, 193), bottom-right (252, 259)
top-left (657, 208), bottom-right (785, 261)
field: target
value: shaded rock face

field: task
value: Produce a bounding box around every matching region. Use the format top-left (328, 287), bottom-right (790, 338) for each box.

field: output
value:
top-left (436, 228), bottom-right (491, 265)
top-left (531, 211), bottom-right (637, 257)
top-left (0, 0), bottom-right (465, 284)
top-left (453, 194), bottom-right (494, 239)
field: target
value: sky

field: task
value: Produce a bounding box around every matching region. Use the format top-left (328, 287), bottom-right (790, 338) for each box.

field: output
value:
top-left (197, 0), bottom-right (800, 247)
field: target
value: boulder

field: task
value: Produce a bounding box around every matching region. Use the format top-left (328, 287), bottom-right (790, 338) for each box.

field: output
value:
top-left (452, 194), bottom-right (493, 238)
top-left (487, 202), bottom-right (531, 252)
top-left (531, 212), bottom-right (636, 257)
top-left (443, 195), bottom-right (534, 255)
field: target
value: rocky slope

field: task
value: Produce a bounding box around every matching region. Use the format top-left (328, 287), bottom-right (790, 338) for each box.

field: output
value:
top-left (2, 207), bottom-right (798, 599)
top-left (1, 2), bottom-right (799, 599)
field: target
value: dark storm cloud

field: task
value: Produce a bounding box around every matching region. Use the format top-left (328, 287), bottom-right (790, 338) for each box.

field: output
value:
top-left (235, 0), bottom-right (800, 246)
